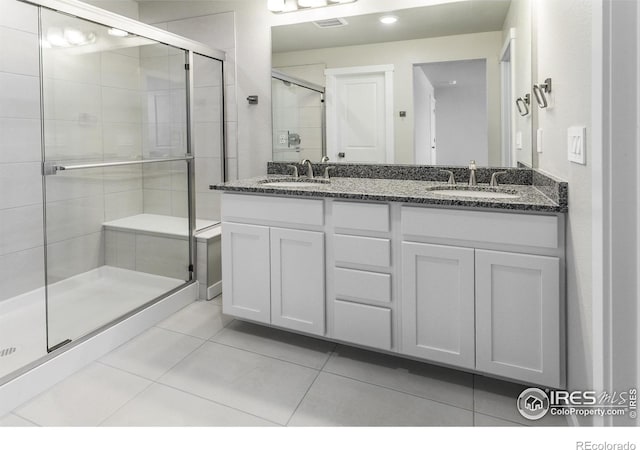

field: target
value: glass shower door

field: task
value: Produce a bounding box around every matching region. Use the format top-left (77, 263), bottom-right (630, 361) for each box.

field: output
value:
top-left (40, 8), bottom-right (193, 350)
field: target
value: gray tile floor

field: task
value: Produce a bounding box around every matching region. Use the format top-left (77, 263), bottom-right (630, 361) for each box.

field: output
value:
top-left (0, 297), bottom-right (569, 427)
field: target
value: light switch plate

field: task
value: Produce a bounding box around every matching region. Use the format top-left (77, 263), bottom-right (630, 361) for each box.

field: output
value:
top-left (536, 128), bottom-right (543, 153)
top-left (568, 126), bottom-right (586, 164)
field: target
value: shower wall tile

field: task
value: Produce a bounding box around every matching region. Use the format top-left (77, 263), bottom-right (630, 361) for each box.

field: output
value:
top-left (104, 190), bottom-right (143, 222)
top-left (0, 26), bottom-right (39, 76)
top-left (0, 73), bottom-right (40, 119)
top-left (142, 189), bottom-right (172, 216)
top-left (0, 204), bottom-right (43, 255)
top-left (195, 157), bottom-right (223, 192)
top-left (135, 233), bottom-right (188, 280)
top-left (193, 121), bottom-right (222, 158)
top-left (102, 122), bottom-right (142, 161)
top-left (45, 195), bottom-right (105, 244)
top-left (45, 169), bottom-right (104, 203)
top-left (42, 51), bottom-right (101, 84)
top-left (140, 56), bottom-right (171, 91)
top-left (193, 55), bottom-right (222, 88)
top-left (105, 230), bottom-right (136, 271)
top-left (43, 119), bottom-right (103, 162)
top-left (103, 166), bottom-right (143, 194)
top-left (43, 78), bottom-right (102, 122)
top-left (195, 191), bottom-right (221, 222)
top-left (0, 246), bottom-right (44, 302)
top-left (224, 84), bottom-right (237, 122)
top-left (101, 52), bottom-right (141, 91)
top-left (101, 87), bottom-right (143, 124)
top-left (223, 47), bottom-right (235, 87)
top-left (170, 190), bottom-right (188, 218)
top-left (0, 162), bottom-right (42, 209)
top-left (46, 232), bottom-right (105, 284)
top-left (0, 0), bottom-right (38, 34)
top-left (0, 118), bottom-right (41, 163)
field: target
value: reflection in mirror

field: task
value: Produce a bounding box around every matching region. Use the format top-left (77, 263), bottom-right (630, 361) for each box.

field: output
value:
top-left (271, 0), bottom-right (533, 167)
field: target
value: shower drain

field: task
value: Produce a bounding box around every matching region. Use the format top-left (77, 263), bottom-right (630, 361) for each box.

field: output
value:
top-left (0, 347), bottom-right (17, 358)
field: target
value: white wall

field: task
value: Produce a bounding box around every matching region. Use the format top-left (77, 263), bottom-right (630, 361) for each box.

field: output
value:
top-left (273, 32), bottom-right (502, 165)
top-left (535, 0), bottom-right (593, 419)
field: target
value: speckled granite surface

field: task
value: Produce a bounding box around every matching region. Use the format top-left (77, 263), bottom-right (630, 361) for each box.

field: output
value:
top-left (212, 174), bottom-right (567, 213)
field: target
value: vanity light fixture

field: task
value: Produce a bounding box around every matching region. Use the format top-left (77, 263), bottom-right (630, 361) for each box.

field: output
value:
top-left (268, 0), bottom-right (357, 14)
top-left (45, 27), bottom-right (96, 47)
top-left (379, 15), bottom-right (399, 25)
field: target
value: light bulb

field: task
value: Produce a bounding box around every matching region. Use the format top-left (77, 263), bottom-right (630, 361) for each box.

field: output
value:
top-left (379, 15), bottom-right (398, 25)
top-left (108, 28), bottom-right (129, 37)
top-left (298, 0), bottom-right (327, 8)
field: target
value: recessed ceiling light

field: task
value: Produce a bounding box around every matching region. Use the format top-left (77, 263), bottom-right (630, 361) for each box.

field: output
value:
top-left (379, 15), bottom-right (398, 25)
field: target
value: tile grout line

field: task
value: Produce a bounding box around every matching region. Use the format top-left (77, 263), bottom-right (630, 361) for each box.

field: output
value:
top-left (10, 411), bottom-right (42, 427)
top-left (284, 343), bottom-right (338, 427)
top-left (206, 337), bottom-right (334, 371)
top-left (150, 379), bottom-right (283, 427)
top-left (319, 367), bottom-right (475, 414)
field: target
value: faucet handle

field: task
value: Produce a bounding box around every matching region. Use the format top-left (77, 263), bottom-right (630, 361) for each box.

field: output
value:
top-left (286, 165), bottom-right (299, 178)
top-left (324, 166), bottom-right (336, 179)
top-left (469, 160), bottom-right (477, 170)
top-left (321, 156), bottom-right (330, 163)
top-left (490, 171), bottom-right (508, 187)
top-left (439, 170), bottom-right (456, 185)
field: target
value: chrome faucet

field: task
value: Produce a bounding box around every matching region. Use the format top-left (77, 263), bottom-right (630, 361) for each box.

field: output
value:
top-left (324, 166), bottom-right (336, 179)
top-left (301, 159), bottom-right (314, 179)
top-left (321, 156), bottom-right (330, 163)
top-left (468, 160), bottom-right (477, 186)
top-left (490, 171), bottom-right (507, 187)
top-left (286, 165), bottom-right (299, 178)
top-left (440, 170), bottom-right (456, 185)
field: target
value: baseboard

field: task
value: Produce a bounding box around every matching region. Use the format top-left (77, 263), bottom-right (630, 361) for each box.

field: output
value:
top-left (0, 282), bottom-right (197, 417)
top-left (207, 281), bottom-right (222, 300)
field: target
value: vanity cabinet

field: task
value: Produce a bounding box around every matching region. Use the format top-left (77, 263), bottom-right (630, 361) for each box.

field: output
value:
top-left (475, 250), bottom-right (561, 387)
top-left (221, 194), bottom-right (325, 336)
top-left (220, 193), bottom-right (565, 388)
top-left (400, 206), bottom-right (564, 388)
top-left (401, 242), bottom-right (475, 369)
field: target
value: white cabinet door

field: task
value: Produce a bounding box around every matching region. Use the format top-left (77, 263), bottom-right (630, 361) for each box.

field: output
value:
top-left (475, 250), bottom-right (562, 387)
top-left (401, 242), bottom-right (475, 369)
top-left (270, 228), bottom-right (325, 336)
top-left (221, 222), bottom-right (270, 323)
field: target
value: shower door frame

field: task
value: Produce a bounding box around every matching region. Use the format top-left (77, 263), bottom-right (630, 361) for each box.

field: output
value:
top-left (19, 0), bottom-right (226, 353)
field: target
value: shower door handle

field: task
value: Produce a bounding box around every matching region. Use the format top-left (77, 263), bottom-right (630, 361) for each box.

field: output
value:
top-left (43, 156), bottom-right (194, 175)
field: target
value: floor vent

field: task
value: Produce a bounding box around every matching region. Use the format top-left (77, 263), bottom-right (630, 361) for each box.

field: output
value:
top-left (313, 18), bottom-right (348, 28)
top-left (0, 347), bottom-right (16, 357)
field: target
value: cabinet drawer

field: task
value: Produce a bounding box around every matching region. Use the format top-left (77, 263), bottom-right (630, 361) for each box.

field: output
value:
top-left (333, 201), bottom-right (389, 233)
top-left (334, 267), bottom-right (391, 303)
top-left (222, 193), bottom-right (324, 226)
top-left (401, 207), bottom-right (559, 249)
top-left (333, 300), bottom-right (392, 350)
top-left (334, 234), bottom-right (391, 268)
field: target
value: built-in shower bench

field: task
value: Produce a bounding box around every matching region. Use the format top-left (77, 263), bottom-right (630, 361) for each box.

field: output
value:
top-left (102, 214), bottom-right (222, 300)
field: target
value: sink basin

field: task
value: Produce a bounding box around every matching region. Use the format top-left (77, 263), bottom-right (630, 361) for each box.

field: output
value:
top-left (262, 181), bottom-right (324, 188)
top-left (431, 188), bottom-right (520, 199)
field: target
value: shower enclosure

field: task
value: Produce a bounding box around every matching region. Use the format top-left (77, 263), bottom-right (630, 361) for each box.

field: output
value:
top-left (0, 0), bottom-right (225, 383)
top-left (271, 69), bottom-right (325, 162)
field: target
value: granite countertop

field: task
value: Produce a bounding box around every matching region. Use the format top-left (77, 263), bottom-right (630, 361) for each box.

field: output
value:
top-left (211, 175), bottom-right (567, 213)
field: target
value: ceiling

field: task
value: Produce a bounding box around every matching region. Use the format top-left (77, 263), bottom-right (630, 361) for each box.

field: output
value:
top-left (272, 0), bottom-right (511, 53)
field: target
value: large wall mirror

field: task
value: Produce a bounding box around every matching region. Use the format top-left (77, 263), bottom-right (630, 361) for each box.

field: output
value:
top-left (271, 0), bottom-right (533, 168)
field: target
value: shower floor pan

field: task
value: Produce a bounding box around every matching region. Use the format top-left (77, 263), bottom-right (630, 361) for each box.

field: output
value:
top-left (0, 266), bottom-right (184, 381)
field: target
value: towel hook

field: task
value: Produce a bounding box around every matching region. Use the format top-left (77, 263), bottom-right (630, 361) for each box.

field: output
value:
top-left (515, 93), bottom-right (531, 117)
top-left (533, 78), bottom-right (552, 108)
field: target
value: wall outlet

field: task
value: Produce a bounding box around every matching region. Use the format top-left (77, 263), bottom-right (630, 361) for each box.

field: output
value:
top-left (568, 126), bottom-right (586, 165)
top-left (278, 131), bottom-right (288, 146)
